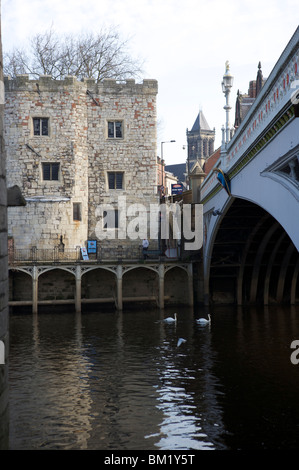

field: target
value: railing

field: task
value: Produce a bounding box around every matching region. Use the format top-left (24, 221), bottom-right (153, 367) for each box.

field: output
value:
top-left (8, 245), bottom-right (168, 264)
top-left (8, 246), bottom-right (81, 264)
top-left (9, 247), bottom-right (80, 263)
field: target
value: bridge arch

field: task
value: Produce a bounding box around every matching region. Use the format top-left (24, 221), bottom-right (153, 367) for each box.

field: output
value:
top-left (122, 266), bottom-right (159, 305)
top-left (205, 198), bottom-right (299, 305)
top-left (81, 266), bottom-right (117, 305)
top-left (38, 268), bottom-right (76, 304)
top-left (164, 265), bottom-right (191, 305)
top-left (9, 268), bottom-right (32, 304)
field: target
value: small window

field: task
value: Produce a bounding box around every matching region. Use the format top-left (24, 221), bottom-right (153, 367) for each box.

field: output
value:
top-left (108, 172), bottom-right (124, 189)
top-left (103, 209), bottom-right (119, 229)
top-left (42, 162), bottom-right (60, 181)
top-left (33, 118), bottom-right (49, 136)
top-left (108, 121), bottom-right (123, 139)
top-left (73, 203), bottom-right (82, 221)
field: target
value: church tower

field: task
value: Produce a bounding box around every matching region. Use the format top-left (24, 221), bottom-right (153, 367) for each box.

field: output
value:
top-left (186, 110), bottom-right (215, 174)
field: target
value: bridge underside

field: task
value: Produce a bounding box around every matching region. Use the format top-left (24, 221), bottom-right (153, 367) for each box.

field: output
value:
top-left (209, 198), bottom-right (299, 305)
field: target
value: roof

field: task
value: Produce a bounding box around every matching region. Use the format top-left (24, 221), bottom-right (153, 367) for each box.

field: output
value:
top-left (203, 147), bottom-right (221, 175)
top-left (165, 163), bottom-right (187, 184)
top-left (190, 110), bottom-right (211, 132)
top-left (190, 160), bottom-right (205, 175)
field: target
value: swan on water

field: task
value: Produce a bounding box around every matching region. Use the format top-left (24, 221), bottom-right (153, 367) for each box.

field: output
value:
top-left (163, 313), bottom-right (177, 323)
top-left (196, 314), bottom-right (211, 325)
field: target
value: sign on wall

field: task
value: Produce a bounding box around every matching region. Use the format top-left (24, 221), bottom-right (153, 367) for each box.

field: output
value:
top-left (81, 247), bottom-right (89, 260)
top-left (87, 240), bottom-right (97, 254)
top-left (171, 183), bottom-right (184, 195)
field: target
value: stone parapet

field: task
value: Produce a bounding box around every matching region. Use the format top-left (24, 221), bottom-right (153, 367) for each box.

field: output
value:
top-left (4, 75), bottom-right (158, 95)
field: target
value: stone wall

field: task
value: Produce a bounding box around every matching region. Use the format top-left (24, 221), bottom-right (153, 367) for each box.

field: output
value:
top-left (86, 78), bottom-right (159, 253)
top-left (4, 75), bottom-right (159, 256)
top-left (0, 2), bottom-right (9, 449)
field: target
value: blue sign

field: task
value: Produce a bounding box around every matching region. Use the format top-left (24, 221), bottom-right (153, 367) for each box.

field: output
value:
top-left (87, 240), bottom-right (97, 254)
top-left (171, 183), bottom-right (184, 195)
top-left (81, 247), bottom-right (89, 260)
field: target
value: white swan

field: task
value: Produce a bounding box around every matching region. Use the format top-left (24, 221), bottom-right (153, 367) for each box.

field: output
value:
top-left (163, 313), bottom-right (177, 323)
top-left (177, 338), bottom-right (186, 347)
top-left (196, 314), bottom-right (211, 325)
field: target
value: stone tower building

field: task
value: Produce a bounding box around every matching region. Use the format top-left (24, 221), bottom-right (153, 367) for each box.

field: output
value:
top-left (186, 110), bottom-right (215, 173)
top-left (4, 75), bottom-right (159, 258)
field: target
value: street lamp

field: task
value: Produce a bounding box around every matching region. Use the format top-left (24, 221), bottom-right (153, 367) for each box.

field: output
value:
top-left (221, 61), bottom-right (234, 145)
top-left (160, 140), bottom-right (176, 188)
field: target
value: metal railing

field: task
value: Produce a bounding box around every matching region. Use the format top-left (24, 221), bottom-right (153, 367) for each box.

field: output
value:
top-left (8, 241), bottom-right (182, 265)
top-left (8, 245), bottom-right (158, 264)
top-left (9, 247), bottom-right (80, 264)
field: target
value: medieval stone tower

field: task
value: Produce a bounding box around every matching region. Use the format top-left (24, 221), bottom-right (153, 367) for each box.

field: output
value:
top-left (186, 110), bottom-right (215, 173)
top-left (4, 75), bottom-right (159, 257)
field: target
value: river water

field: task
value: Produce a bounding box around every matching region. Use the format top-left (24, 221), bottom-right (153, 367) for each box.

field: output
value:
top-left (7, 304), bottom-right (299, 450)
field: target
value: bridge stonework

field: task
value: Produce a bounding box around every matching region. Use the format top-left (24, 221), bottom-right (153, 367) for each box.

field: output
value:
top-left (201, 27), bottom-right (299, 306)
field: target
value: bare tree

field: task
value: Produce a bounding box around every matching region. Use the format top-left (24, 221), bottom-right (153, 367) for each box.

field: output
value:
top-left (4, 26), bottom-right (144, 81)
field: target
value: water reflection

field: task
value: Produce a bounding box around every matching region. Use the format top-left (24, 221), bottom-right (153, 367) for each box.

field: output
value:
top-left (9, 313), bottom-right (95, 449)
top-left (151, 316), bottom-right (224, 450)
top-left (8, 304), bottom-right (299, 450)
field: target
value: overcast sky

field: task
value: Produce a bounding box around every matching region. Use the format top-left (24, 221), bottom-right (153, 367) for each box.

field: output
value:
top-left (2, 0), bottom-right (298, 164)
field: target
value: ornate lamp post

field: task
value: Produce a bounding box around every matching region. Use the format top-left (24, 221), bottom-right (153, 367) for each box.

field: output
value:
top-left (221, 61), bottom-right (234, 146)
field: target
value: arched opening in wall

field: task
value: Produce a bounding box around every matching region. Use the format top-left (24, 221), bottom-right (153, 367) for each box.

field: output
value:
top-left (9, 269), bottom-right (32, 312)
top-left (209, 198), bottom-right (299, 305)
top-left (81, 268), bottom-right (116, 309)
top-left (38, 268), bottom-right (76, 311)
top-left (164, 266), bottom-right (189, 305)
top-left (122, 267), bottom-right (159, 308)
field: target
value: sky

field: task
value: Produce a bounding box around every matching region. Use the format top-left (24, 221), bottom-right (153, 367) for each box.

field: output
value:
top-left (1, 0), bottom-right (298, 165)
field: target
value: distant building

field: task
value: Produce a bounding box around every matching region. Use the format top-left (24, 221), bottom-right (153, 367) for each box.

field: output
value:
top-left (234, 62), bottom-right (266, 129)
top-left (164, 110), bottom-right (216, 190)
top-left (165, 162), bottom-right (187, 189)
top-left (186, 110), bottom-right (215, 174)
top-left (164, 170), bottom-right (178, 196)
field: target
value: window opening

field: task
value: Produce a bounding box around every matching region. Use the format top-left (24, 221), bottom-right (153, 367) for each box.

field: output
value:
top-left (108, 121), bottom-right (123, 138)
top-left (33, 118), bottom-right (49, 136)
top-left (73, 203), bottom-right (82, 221)
top-left (42, 162), bottom-right (60, 181)
top-left (108, 172), bottom-right (124, 189)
